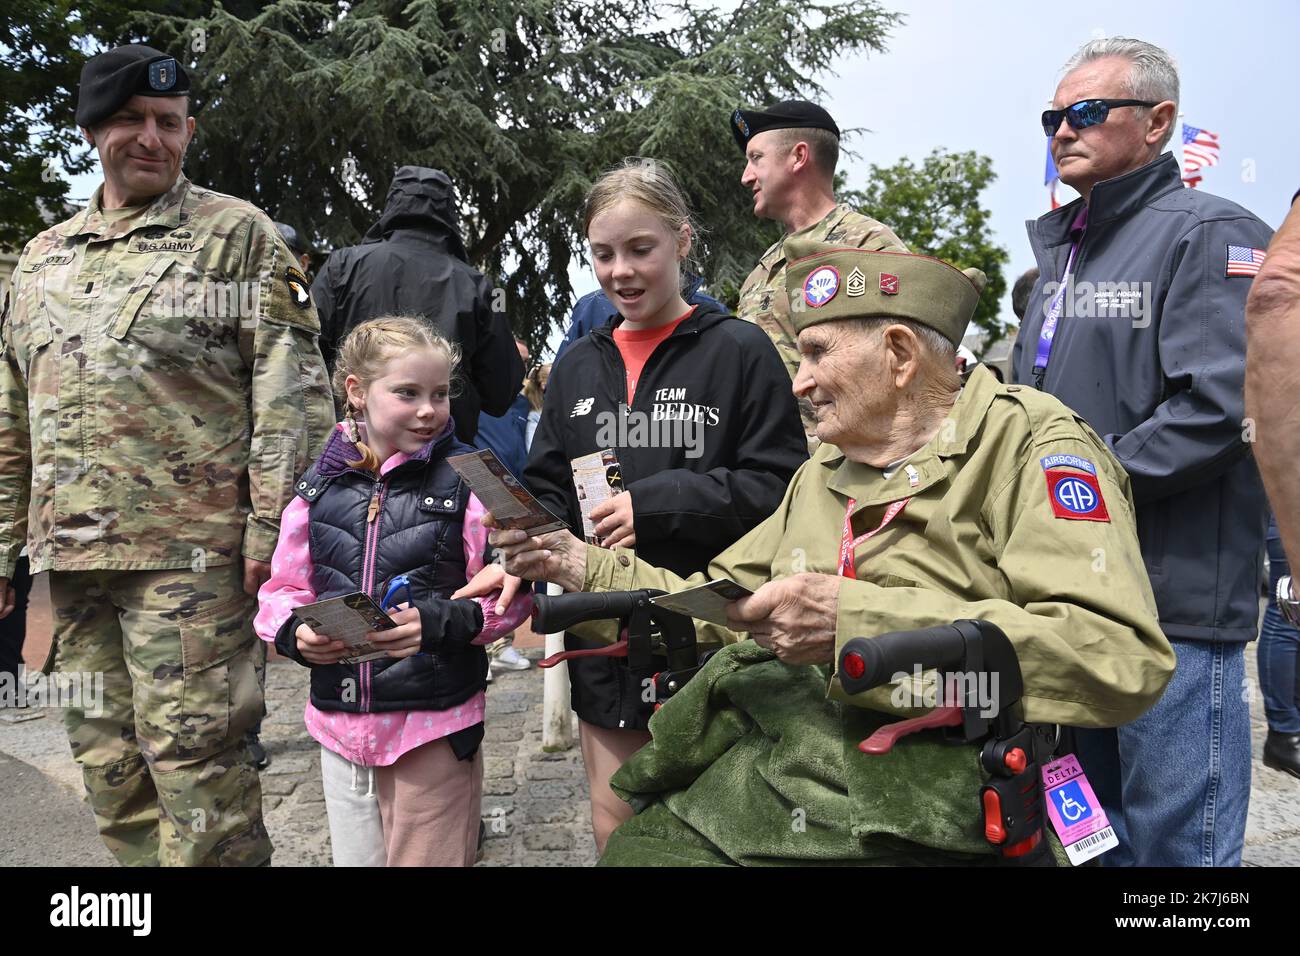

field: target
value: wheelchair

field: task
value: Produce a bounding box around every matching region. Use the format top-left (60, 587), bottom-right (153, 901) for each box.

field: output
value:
top-left (530, 589), bottom-right (715, 709)
top-left (532, 590), bottom-right (1057, 864)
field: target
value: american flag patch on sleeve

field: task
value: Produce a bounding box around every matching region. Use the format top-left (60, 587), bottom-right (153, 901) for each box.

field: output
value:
top-left (1226, 244), bottom-right (1266, 277)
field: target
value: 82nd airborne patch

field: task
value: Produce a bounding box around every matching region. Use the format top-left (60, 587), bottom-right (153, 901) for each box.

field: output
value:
top-left (1040, 454), bottom-right (1109, 522)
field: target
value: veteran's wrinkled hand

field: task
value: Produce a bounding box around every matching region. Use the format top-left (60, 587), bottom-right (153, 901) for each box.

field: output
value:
top-left (727, 572), bottom-right (841, 666)
top-left (484, 512), bottom-right (587, 593)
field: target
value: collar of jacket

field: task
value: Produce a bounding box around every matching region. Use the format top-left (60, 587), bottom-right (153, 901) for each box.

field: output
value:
top-left (57, 173), bottom-right (190, 241)
top-left (315, 416), bottom-right (459, 480)
top-left (817, 364), bottom-right (1001, 509)
top-left (587, 299), bottom-right (731, 346)
top-left (1034, 152), bottom-right (1183, 246)
top-left (760, 202), bottom-right (857, 268)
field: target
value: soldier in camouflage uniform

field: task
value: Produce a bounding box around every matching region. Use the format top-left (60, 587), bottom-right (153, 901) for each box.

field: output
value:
top-left (0, 45), bottom-right (333, 865)
top-left (731, 100), bottom-right (909, 448)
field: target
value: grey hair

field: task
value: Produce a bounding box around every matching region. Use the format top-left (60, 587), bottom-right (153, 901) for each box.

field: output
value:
top-left (1061, 37), bottom-right (1179, 149)
top-left (851, 317), bottom-right (958, 368)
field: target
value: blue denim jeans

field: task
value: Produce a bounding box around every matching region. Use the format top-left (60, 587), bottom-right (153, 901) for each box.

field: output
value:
top-left (1072, 638), bottom-right (1251, 866)
top-left (1259, 529), bottom-right (1300, 734)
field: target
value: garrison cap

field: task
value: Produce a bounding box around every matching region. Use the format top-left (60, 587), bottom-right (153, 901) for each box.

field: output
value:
top-left (76, 44), bottom-right (191, 129)
top-left (731, 100), bottom-right (840, 152)
top-left (784, 238), bottom-right (986, 345)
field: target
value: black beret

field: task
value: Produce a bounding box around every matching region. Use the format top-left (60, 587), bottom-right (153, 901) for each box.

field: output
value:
top-left (76, 44), bottom-right (191, 129)
top-left (731, 100), bottom-right (840, 152)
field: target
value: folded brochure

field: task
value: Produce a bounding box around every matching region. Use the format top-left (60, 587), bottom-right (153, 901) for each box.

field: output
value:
top-left (649, 578), bottom-right (754, 628)
top-left (447, 448), bottom-right (568, 535)
top-left (294, 591), bottom-right (397, 664)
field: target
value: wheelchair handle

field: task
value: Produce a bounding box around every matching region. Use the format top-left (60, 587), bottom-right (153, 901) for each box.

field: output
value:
top-left (531, 589), bottom-right (663, 634)
top-left (837, 624), bottom-right (967, 696)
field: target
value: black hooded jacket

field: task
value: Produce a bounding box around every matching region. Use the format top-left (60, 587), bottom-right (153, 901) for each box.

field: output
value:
top-left (310, 166), bottom-right (523, 442)
top-left (525, 301), bottom-right (808, 729)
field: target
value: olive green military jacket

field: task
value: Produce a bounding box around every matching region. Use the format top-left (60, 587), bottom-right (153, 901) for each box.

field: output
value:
top-left (581, 366), bottom-right (1175, 728)
top-left (736, 204), bottom-right (907, 444)
top-left (0, 175), bottom-right (334, 577)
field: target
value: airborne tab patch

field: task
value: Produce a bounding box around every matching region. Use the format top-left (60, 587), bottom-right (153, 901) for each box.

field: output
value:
top-left (1040, 453), bottom-right (1096, 475)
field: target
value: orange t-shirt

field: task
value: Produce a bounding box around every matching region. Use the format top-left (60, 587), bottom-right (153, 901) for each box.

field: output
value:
top-left (612, 306), bottom-right (697, 405)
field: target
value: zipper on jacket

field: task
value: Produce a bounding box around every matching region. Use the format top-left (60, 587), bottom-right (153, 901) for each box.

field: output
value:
top-left (596, 318), bottom-right (702, 415)
top-left (360, 477), bottom-right (388, 712)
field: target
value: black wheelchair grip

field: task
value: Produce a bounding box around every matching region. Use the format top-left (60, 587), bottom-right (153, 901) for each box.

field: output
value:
top-left (838, 624), bottom-right (967, 695)
top-left (532, 591), bottom-right (640, 634)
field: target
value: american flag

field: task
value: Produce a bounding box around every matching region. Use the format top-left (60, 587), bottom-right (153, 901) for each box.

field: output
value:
top-left (1226, 244), bottom-right (1266, 277)
top-left (1182, 124), bottom-right (1220, 188)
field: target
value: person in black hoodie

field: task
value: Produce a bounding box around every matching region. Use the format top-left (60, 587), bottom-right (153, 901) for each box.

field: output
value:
top-left (523, 158), bottom-right (807, 851)
top-left (310, 166), bottom-right (523, 442)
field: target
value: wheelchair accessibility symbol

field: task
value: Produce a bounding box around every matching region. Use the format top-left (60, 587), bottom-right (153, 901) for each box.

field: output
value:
top-left (1054, 477), bottom-right (1097, 514)
top-left (1050, 780), bottom-right (1093, 825)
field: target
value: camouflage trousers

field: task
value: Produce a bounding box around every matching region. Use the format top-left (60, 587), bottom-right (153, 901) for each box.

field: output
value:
top-left (48, 563), bottom-right (272, 867)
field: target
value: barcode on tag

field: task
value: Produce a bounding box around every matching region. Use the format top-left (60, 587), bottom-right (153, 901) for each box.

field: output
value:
top-left (1064, 824), bottom-right (1117, 866)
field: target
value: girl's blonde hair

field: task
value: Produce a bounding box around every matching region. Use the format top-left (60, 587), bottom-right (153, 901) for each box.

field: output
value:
top-left (332, 315), bottom-right (461, 472)
top-left (582, 157), bottom-right (702, 280)
top-left (523, 363), bottom-right (547, 412)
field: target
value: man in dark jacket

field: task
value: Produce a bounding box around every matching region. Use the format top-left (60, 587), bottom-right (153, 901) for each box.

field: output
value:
top-left (1012, 38), bottom-right (1274, 866)
top-left (311, 167), bottom-right (522, 443)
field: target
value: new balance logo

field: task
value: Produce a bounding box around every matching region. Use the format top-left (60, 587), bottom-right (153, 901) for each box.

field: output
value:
top-left (571, 398), bottom-right (595, 417)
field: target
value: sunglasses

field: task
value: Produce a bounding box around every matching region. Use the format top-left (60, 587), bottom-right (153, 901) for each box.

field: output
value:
top-left (1041, 98), bottom-right (1158, 137)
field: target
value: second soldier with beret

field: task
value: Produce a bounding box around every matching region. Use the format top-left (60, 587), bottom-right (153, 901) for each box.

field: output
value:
top-left (0, 43), bottom-right (334, 865)
top-left (731, 99), bottom-right (908, 450)
top-left (489, 240), bottom-right (1174, 865)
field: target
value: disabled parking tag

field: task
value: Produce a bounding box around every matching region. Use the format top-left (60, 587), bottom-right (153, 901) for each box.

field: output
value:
top-left (1041, 754), bottom-right (1118, 865)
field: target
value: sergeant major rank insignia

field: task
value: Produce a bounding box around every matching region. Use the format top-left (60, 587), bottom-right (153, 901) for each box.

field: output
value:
top-left (846, 267), bottom-right (866, 297)
top-left (285, 267), bottom-right (311, 309)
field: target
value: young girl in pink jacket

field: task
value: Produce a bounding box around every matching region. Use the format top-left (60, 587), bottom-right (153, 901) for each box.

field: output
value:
top-left (255, 316), bottom-right (529, 866)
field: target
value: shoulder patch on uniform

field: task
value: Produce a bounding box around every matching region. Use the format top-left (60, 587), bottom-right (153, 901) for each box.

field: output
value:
top-left (1044, 468), bottom-right (1109, 522)
top-left (1040, 453), bottom-right (1096, 476)
top-left (285, 267), bottom-right (311, 309)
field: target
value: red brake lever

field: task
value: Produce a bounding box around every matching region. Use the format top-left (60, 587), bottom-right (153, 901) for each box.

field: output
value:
top-left (858, 706), bottom-right (962, 754)
top-left (538, 638), bottom-right (628, 669)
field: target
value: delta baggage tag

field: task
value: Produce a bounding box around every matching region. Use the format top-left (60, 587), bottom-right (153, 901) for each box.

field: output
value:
top-left (1041, 753), bottom-right (1119, 865)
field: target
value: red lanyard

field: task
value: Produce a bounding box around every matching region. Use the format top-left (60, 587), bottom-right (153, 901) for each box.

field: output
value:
top-left (838, 498), bottom-right (910, 579)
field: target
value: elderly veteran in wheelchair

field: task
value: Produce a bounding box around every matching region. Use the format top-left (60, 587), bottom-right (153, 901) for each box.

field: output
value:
top-left (491, 238), bottom-right (1174, 866)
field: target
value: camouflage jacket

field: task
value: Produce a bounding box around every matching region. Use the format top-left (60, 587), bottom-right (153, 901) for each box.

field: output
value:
top-left (736, 204), bottom-right (907, 445)
top-left (0, 174), bottom-right (334, 577)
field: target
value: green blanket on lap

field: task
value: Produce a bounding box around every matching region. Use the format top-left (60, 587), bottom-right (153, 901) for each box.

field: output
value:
top-left (602, 641), bottom-right (1005, 866)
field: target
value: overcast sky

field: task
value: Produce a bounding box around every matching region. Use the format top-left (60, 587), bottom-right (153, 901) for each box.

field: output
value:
top-left (582, 0), bottom-right (1300, 348)
top-left (64, 0), bottom-right (1299, 353)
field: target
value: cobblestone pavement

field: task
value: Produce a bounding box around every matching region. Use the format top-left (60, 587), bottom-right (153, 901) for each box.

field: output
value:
top-left (2, 616), bottom-right (1297, 867)
top-left (256, 650), bottom-right (598, 867)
